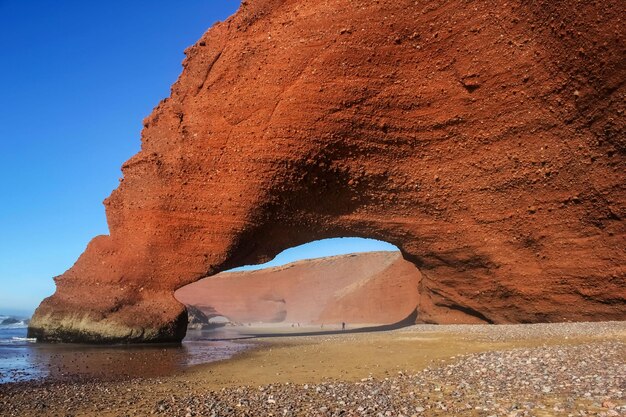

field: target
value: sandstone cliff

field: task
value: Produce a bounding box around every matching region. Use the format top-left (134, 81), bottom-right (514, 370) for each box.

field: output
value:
top-left (30, 0), bottom-right (625, 343)
top-left (176, 251), bottom-right (421, 325)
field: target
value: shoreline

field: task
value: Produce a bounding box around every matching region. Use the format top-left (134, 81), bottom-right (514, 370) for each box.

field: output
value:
top-left (183, 321), bottom-right (626, 388)
top-left (1, 321), bottom-right (624, 416)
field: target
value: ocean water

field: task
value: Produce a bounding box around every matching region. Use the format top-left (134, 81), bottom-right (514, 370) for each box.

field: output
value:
top-left (0, 317), bottom-right (251, 384)
top-left (0, 317), bottom-right (36, 383)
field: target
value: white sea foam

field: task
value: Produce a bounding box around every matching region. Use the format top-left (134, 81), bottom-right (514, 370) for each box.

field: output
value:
top-left (0, 316), bottom-right (30, 328)
top-left (11, 337), bottom-right (36, 342)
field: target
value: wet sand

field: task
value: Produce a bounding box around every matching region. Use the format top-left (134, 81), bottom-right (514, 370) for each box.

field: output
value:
top-left (0, 327), bottom-right (251, 384)
top-left (1, 322), bottom-right (624, 416)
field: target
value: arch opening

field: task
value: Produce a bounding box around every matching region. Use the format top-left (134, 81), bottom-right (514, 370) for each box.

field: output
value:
top-left (174, 238), bottom-right (423, 336)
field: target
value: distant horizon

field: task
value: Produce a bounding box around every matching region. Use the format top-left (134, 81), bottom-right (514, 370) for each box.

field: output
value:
top-left (0, 309), bottom-right (33, 319)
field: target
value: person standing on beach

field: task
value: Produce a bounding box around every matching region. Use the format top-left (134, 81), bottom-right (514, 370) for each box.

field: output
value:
top-left (342, 322), bottom-right (346, 331)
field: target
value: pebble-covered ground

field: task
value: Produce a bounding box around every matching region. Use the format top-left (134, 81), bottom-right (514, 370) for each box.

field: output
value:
top-left (0, 322), bottom-right (624, 417)
top-left (150, 341), bottom-right (624, 417)
top-left (398, 321), bottom-right (626, 342)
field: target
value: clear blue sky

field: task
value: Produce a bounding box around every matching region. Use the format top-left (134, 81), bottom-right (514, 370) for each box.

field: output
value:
top-left (0, 1), bottom-right (396, 317)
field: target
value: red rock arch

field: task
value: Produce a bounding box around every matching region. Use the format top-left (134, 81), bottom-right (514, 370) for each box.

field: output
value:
top-left (29, 0), bottom-right (625, 343)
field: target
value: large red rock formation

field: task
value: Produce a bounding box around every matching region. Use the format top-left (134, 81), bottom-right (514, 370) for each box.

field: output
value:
top-left (30, 0), bottom-right (625, 343)
top-left (175, 252), bottom-right (422, 325)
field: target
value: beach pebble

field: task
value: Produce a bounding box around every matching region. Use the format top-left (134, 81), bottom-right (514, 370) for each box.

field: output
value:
top-left (1, 322), bottom-right (624, 417)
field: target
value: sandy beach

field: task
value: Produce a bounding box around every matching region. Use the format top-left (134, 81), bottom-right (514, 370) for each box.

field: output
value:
top-left (1, 322), bottom-right (624, 416)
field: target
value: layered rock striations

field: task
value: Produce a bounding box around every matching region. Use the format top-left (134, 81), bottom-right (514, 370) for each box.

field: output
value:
top-left (30, 0), bottom-right (625, 343)
top-left (176, 251), bottom-right (422, 325)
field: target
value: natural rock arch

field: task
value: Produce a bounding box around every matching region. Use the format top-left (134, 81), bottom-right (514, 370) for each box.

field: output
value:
top-left (30, 0), bottom-right (625, 343)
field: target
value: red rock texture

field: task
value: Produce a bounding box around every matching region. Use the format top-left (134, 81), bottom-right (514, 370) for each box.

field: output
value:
top-left (175, 251), bottom-right (421, 325)
top-left (30, 0), bottom-right (625, 343)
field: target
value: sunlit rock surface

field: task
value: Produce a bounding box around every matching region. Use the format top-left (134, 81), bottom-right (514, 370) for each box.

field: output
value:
top-left (176, 252), bottom-right (423, 325)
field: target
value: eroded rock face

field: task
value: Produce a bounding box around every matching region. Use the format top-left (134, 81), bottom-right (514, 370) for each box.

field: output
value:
top-left (176, 252), bottom-right (422, 325)
top-left (30, 0), bottom-right (625, 343)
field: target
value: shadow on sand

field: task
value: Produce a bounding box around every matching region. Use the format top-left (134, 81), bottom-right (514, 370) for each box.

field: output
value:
top-left (203, 309), bottom-right (418, 341)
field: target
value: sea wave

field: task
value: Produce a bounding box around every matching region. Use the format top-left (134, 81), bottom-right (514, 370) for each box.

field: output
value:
top-left (0, 321), bottom-right (29, 329)
top-left (11, 337), bottom-right (36, 342)
top-left (0, 339), bottom-right (31, 345)
top-left (0, 324), bottom-right (30, 345)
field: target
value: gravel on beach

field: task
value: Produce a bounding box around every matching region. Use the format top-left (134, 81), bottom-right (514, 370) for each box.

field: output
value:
top-left (0, 322), bottom-right (624, 417)
top-left (150, 340), bottom-right (625, 417)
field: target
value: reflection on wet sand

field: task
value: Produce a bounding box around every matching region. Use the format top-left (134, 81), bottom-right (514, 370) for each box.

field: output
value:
top-left (2, 327), bottom-right (251, 384)
top-left (3, 323), bottom-right (410, 384)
